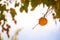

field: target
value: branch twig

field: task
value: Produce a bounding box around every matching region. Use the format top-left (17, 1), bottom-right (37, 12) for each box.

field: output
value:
top-left (43, 7), bottom-right (52, 17)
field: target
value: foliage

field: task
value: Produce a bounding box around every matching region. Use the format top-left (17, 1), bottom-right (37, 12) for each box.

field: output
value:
top-left (20, 0), bottom-right (60, 18)
top-left (15, 2), bottom-right (19, 7)
top-left (10, 8), bottom-right (17, 19)
top-left (31, 0), bottom-right (42, 10)
top-left (20, 0), bottom-right (29, 13)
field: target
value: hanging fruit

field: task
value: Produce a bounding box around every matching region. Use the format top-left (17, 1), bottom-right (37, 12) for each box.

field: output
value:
top-left (32, 7), bottom-right (52, 29)
top-left (32, 17), bottom-right (48, 29)
top-left (39, 17), bottom-right (48, 26)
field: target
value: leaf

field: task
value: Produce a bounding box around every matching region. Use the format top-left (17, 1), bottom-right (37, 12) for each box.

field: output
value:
top-left (55, 8), bottom-right (60, 18)
top-left (0, 14), bottom-right (6, 21)
top-left (15, 2), bottom-right (19, 7)
top-left (20, 6), bottom-right (24, 12)
top-left (24, 0), bottom-right (29, 7)
top-left (38, 0), bottom-right (43, 5)
top-left (53, 1), bottom-right (60, 18)
top-left (56, 0), bottom-right (60, 9)
top-left (31, 0), bottom-right (38, 10)
top-left (23, 0), bottom-right (29, 13)
top-left (43, 0), bottom-right (56, 7)
top-left (0, 4), bottom-right (6, 14)
top-left (21, 0), bottom-right (25, 3)
top-left (20, 0), bottom-right (29, 13)
top-left (24, 7), bottom-right (28, 13)
top-left (31, 0), bottom-right (42, 11)
top-left (29, 0), bottom-right (31, 2)
top-left (0, 0), bottom-right (2, 1)
top-left (10, 8), bottom-right (17, 18)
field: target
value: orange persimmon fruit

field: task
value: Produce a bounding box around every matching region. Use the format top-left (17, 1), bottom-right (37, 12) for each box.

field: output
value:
top-left (32, 17), bottom-right (48, 29)
top-left (39, 17), bottom-right (48, 26)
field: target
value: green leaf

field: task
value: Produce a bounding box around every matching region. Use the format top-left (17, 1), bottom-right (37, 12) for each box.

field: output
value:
top-left (21, 0), bottom-right (25, 3)
top-left (0, 4), bottom-right (6, 14)
top-left (24, 0), bottom-right (29, 7)
top-left (43, 0), bottom-right (56, 7)
top-left (31, 0), bottom-right (38, 10)
top-left (10, 8), bottom-right (17, 18)
top-left (31, 0), bottom-right (42, 11)
top-left (20, 6), bottom-right (24, 12)
top-left (24, 7), bottom-right (28, 13)
top-left (24, 0), bottom-right (29, 13)
top-left (55, 8), bottom-right (60, 18)
top-left (20, 0), bottom-right (29, 13)
top-left (0, 0), bottom-right (2, 1)
top-left (0, 14), bottom-right (6, 21)
top-left (15, 2), bottom-right (19, 7)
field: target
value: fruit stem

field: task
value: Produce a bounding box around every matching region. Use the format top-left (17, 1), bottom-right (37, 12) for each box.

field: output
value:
top-left (32, 24), bottom-right (38, 29)
top-left (43, 7), bottom-right (52, 17)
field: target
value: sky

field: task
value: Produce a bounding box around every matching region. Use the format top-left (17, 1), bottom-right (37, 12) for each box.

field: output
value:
top-left (0, 0), bottom-right (60, 40)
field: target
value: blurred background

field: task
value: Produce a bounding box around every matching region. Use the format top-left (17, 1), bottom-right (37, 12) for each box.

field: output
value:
top-left (0, 0), bottom-right (60, 40)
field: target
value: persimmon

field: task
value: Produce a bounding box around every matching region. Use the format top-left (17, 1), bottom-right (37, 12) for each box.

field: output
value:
top-left (39, 17), bottom-right (48, 26)
top-left (32, 7), bottom-right (52, 29)
top-left (32, 17), bottom-right (48, 29)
